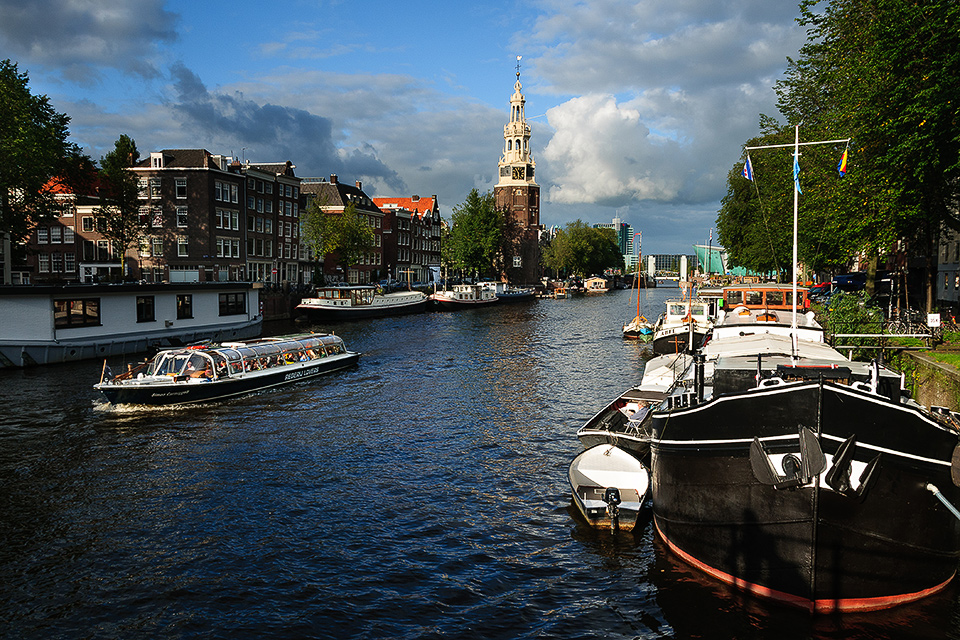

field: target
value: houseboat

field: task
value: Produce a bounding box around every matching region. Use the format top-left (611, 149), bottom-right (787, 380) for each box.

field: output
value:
top-left (429, 283), bottom-right (499, 310)
top-left (0, 282), bottom-right (262, 368)
top-left (648, 282), bottom-right (960, 612)
top-left (296, 285), bottom-right (427, 322)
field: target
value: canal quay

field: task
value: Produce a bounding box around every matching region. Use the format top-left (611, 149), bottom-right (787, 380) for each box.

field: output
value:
top-left (2, 288), bottom-right (958, 639)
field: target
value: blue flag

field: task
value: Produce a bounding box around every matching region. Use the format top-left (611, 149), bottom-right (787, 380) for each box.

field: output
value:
top-left (742, 155), bottom-right (754, 181)
top-left (793, 155), bottom-right (802, 194)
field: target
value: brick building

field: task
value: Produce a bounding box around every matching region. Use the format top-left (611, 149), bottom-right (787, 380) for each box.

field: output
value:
top-left (372, 195), bottom-right (442, 284)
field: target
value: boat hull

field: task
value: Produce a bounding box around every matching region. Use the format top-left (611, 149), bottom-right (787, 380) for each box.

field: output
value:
top-left (297, 298), bottom-right (427, 321)
top-left (97, 352), bottom-right (360, 405)
top-left (569, 445), bottom-right (650, 533)
top-left (650, 381), bottom-right (960, 612)
top-left (652, 325), bottom-right (707, 354)
top-left (428, 298), bottom-right (499, 310)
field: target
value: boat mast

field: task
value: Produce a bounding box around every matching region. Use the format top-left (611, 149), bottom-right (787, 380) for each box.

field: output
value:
top-left (745, 128), bottom-right (851, 360)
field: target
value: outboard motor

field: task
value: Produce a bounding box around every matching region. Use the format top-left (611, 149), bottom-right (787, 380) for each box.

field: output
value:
top-left (603, 487), bottom-right (622, 531)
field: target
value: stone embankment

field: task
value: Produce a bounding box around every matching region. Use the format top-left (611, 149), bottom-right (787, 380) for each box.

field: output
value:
top-left (904, 351), bottom-right (960, 412)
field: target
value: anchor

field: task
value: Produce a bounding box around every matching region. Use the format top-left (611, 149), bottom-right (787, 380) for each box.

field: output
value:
top-left (824, 434), bottom-right (881, 499)
top-left (750, 426), bottom-right (826, 490)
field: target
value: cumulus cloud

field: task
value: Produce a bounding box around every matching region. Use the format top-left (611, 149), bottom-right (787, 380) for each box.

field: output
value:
top-left (542, 94), bottom-right (684, 206)
top-left (0, 0), bottom-right (178, 82)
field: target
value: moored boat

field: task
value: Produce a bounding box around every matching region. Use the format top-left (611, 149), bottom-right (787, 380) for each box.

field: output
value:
top-left (94, 333), bottom-right (359, 405)
top-left (297, 285), bottom-right (427, 321)
top-left (584, 277), bottom-right (610, 294)
top-left (569, 444), bottom-right (650, 532)
top-left (428, 283), bottom-right (499, 310)
top-left (480, 281), bottom-right (537, 303)
top-left (648, 282), bottom-right (960, 612)
top-left (651, 294), bottom-right (712, 354)
top-left (623, 272), bottom-right (654, 341)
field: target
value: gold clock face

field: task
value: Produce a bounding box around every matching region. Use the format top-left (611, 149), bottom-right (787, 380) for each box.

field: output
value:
top-left (512, 166), bottom-right (525, 180)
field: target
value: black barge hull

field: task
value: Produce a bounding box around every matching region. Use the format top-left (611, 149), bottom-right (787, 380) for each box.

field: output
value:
top-left (650, 381), bottom-right (960, 612)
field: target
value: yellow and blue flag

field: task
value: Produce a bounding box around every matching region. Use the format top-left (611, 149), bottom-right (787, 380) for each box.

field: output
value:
top-left (837, 148), bottom-right (848, 177)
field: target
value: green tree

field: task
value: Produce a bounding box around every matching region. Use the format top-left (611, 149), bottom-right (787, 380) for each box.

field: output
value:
top-left (542, 220), bottom-right (624, 277)
top-left (445, 189), bottom-right (505, 278)
top-left (771, 0), bottom-right (960, 309)
top-left (95, 135), bottom-right (144, 279)
top-left (302, 199), bottom-right (376, 280)
top-left (0, 59), bottom-right (85, 267)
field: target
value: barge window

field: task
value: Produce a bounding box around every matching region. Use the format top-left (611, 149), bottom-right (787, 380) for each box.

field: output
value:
top-left (745, 291), bottom-right (763, 306)
top-left (219, 292), bottom-right (246, 316)
top-left (765, 291), bottom-right (784, 306)
top-left (137, 296), bottom-right (155, 322)
top-left (177, 294), bottom-right (193, 319)
top-left (54, 298), bottom-right (101, 328)
top-left (726, 291), bottom-right (743, 306)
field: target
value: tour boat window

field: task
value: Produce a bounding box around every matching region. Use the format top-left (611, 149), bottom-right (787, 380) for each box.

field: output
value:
top-left (766, 291), bottom-right (784, 306)
top-left (726, 291), bottom-right (744, 306)
top-left (745, 291), bottom-right (763, 306)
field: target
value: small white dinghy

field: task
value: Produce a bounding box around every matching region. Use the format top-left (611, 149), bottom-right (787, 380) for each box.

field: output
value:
top-left (569, 444), bottom-right (650, 532)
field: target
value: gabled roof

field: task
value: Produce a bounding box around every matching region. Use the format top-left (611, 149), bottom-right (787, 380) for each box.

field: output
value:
top-left (301, 180), bottom-right (381, 213)
top-left (246, 161), bottom-right (297, 177)
top-left (371, 196), bottom-right (438, 219)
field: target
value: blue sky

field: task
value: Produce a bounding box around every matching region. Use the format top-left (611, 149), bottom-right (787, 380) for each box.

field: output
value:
top-left (0, 0), bottom-right (808, 254)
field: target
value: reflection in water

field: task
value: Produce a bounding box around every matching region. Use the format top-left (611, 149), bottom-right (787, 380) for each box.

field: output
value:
top-left (0, 287), bottom-right (957, 638)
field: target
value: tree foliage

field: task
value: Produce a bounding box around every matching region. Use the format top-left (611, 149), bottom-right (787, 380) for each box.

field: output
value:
top-left (542, 220), bottom-right (624, 277)
top-left (302, 199), bottom-right (376, 277)
top-left (0, 59), bottom-right (85, 248)
top-left (95, 134), bottom-right (144, 276)
top-left (718, 0), bottom-right (960, 306)
top-left (444, 189), bottom-right (505, 278)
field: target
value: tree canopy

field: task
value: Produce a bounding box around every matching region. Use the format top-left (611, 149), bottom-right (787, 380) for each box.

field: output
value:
top-left (0, 59), bottom-right (85, 249)
top-left (302, 199), bottom-right (376, 279)
top-left (542, 220), bottom-right (624, 277)
top-left (444, 189), bottom-right (506, 279)
top-left (95, 134), bottom-right (144, 277)
top-left (717, 0), bottom-right (960, 304)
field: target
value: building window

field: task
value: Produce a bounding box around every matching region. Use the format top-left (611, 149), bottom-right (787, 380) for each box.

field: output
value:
top-left (54, 298), bottom-right (100, 328)
top-left (51, 252), bottom-right (62, 272)
top-left (219, 292), bottom-right (246, 316)
top-left (81, 217), bottom-right (94, 232)
top-left (65, 253), bottom-right (76, 272)
top-left (177, 237), bottom-right (188, 257)
top-left (231, 184), bottom-right (239, 204)
top-left (265, 183), bottom-right (273, 195)
top-left (177, 207), bottom-right (188, 227)
top-left (38, 227), bottom-right (49, 243)
top-left (50, 226), bottom-right (62, 243)
top-left (150, 178), bottom-right (161, 198)
top-left (39, 254), bottom-right (50, 272)
top-left (138, 178), bottom-right (149, 198)
top-left (264, 219), bottom-right (272, 234)
top-left (152, 237), bottom-right (163, 256)
top-left (177, 294), bottom-right (193, 319)
top-left (152, 207), bottom-right (163, 227)
top-left (265, 201), bottom-right (273, 213)
top-left (136, 296), bottom-right (155, 323)
top-left (176, 178), bottom-right (187, 199)
top-left (247, 195), bottom-right (255, 209)
top-left (64, 226), bottom-right (75, 243)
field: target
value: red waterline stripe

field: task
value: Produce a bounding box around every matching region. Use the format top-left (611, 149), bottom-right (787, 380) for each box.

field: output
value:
top-left (654, 520), bottom-right (955, 614)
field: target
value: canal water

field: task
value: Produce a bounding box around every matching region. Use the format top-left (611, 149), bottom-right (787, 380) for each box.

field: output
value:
top-left (1, 288), bottom-right (959, 639)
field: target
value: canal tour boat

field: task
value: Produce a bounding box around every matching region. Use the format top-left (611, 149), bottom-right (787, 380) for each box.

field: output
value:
top-left (651, 293), bottom-right (712, 354)
top-left (94, 333), bottom-right (359, 406)
top-left (647, 282), bottom-right (960, 612)
top-left (569, 444), bottom-right (650, 533)
top-left (428, 283), bottom-right (499, 310)
top-left (296, 285), bottom-right (427, 321)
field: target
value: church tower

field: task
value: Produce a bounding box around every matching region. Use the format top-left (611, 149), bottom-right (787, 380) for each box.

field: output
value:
top-left (494, 57), bottom-right (541, 283)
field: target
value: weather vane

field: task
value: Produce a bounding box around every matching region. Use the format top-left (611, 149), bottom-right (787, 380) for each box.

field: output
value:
top-left (516, 55), bottom-right (522, 78)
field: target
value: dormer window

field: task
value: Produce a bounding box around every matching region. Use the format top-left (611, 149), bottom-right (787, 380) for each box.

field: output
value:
top-left (150, 152), bottom-right (164, 168)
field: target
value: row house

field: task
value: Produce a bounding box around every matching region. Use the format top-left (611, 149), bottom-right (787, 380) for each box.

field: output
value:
top-left (301, 175), bottom-right (386, 284)
top-left (18, 175), bottom-right (113, 285)
top-left (241, 161), bottom-right (304, 283)
top-left (371, 195), bottom-right (442, 284)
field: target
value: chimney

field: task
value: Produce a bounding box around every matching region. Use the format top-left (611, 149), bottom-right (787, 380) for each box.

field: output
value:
top-left (330, 174), bottom-right (338, 184)
top-left (412, 195), bottom-right (420, 202)
top-left (355, 180), bottom-right (362, 190)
